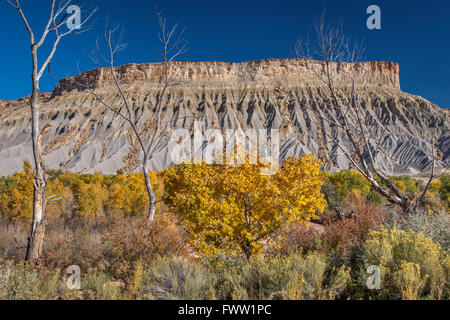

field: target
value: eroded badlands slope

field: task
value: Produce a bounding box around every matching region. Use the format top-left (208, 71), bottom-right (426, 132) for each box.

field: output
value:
top-left (0, 59), bottom-right (448, 176)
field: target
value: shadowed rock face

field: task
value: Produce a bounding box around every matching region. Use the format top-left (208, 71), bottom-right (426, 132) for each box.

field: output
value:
top-left (0, 59), bottom-right (448, 176)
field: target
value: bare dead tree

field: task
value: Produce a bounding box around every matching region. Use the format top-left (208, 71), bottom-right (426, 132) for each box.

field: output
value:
top-left (7, 0), bottom-right (96, 262)
top-left (295, 13), bottom-right (447, 215)
top-left (83, 11), bottom-right (187, 221)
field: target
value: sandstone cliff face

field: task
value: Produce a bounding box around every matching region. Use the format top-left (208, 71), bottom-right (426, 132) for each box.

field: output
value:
top-left (0, 59), bottom-right (447, 176)
top-left (52, 59), bottom-right (401, 95)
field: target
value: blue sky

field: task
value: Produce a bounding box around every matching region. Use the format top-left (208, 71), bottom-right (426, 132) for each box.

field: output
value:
top-left (1, 0), bottom-right (449, 108)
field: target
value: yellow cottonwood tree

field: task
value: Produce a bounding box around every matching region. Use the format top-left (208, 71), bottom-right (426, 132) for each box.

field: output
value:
top-left (164, 154), bottom-right (327, 258)
top-left (106, 171), bottom-right (161, 216)
top-left (123, 174), bottom-right (150, 216)
top-left (0, 160), bottom-right (34, 220)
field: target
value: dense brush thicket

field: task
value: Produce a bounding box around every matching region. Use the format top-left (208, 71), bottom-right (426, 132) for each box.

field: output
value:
top-left (0, 158), bottom-right (449, 300)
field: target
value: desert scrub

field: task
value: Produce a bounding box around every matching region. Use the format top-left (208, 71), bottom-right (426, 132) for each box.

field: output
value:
top-left (139, 256), bottom-right (216, 300)
top-left (361, 227), bottom-right (449, 300)
top-left (0, 263), bottom-right (37, 299)
top-left (100, 213), bottom-right (186, 280)
top-left (81, 268), bottom-right (123, 300)
top-left (398, 210), bottom-right (450, 251)
top-left (282, 195), bottom-right (386, 255)
top-left (0, 263), bottom-right (71, 300)
top-left (217, 251), bottom-right (350, 300)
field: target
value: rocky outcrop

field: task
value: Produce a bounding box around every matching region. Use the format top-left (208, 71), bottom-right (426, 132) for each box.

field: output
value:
top-left (0, 59), bottom-right (447, 176)
top-left (51, 59), bottom-right (400, 96)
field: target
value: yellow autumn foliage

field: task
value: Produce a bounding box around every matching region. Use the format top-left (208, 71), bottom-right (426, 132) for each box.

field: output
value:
top-left (0, 160), bottom-right (34, 219)
top-left (327, 169), bottom-right (372, 199)
top-left (163, 154), bottom-right (327, 258)
top-left (364, 227), bottom-right (448, 299)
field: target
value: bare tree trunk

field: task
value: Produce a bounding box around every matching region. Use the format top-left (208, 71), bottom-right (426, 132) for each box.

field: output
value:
top-left (7, 0), bottom-right (96, 262)
top-left (25, 48), bottom-right (48, 262)
top-left (143, 154), bottom-right (156, 221)
top-left (242, 240), bottom-right (253, 260)
top-left (108, 66), bottom-right (158, 221)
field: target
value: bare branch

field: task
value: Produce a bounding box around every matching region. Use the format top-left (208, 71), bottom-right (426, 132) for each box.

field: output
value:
top-left (295, 11), bottom-right (429, 213)
top-left (37, 5), bottom-right (98, 80)
top-left (7, 0), bottom-right (35, 44)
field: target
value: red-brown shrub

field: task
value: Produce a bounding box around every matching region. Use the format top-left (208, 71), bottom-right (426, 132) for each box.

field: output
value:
top-left (283, 194), bottom-right (387, 254)
top-left (321, 194), bottom-right (387, 252)
top-left (100, 212), bottom-right (187, 279)
top-left (38, 216), bottom-right (112, 270)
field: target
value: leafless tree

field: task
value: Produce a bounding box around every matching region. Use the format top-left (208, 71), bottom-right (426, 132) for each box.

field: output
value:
top-left (295, 13), bottom-right (446, 215)
top-left (6, 0), bottom-right (96, 262)
top-left (83, 11), bottom-right (187, 221)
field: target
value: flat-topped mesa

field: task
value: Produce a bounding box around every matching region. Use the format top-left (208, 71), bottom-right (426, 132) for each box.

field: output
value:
top-left (0, 58), bottom-right (447, 177)
top-left (52, 59), bottom-right (400, 96)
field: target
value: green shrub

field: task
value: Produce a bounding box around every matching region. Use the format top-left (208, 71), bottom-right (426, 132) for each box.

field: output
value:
top-left (321, 181), bottom-right (342, 211)
top-left (326, 170), bottom-right (382, 206)
top-left (327, 170), bottom-right (371, 200)
top-left (391, 175), bottom-right (421, 196)
top-left (0, 263), bottom-right (39, 300)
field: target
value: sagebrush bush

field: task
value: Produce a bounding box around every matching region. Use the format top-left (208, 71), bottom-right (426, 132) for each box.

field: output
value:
top-left (140, 256), bottom-right (216, 300)
top-left (216, 251), bottom-right (350, 300)
top-left (0, 263), bottom-right (74, 300)
top-left (82, 268), bottom-right (122, 300)
top-left (361, 227), bottom-right (449, 300)
top-left (398, 210), bottom-right (450, 251)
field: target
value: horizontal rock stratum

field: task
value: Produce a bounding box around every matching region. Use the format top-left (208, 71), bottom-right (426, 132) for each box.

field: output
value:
top-left (51, 59), bottom-right (401, 95)
top-left (0, 59), bottom-right (448, 176)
